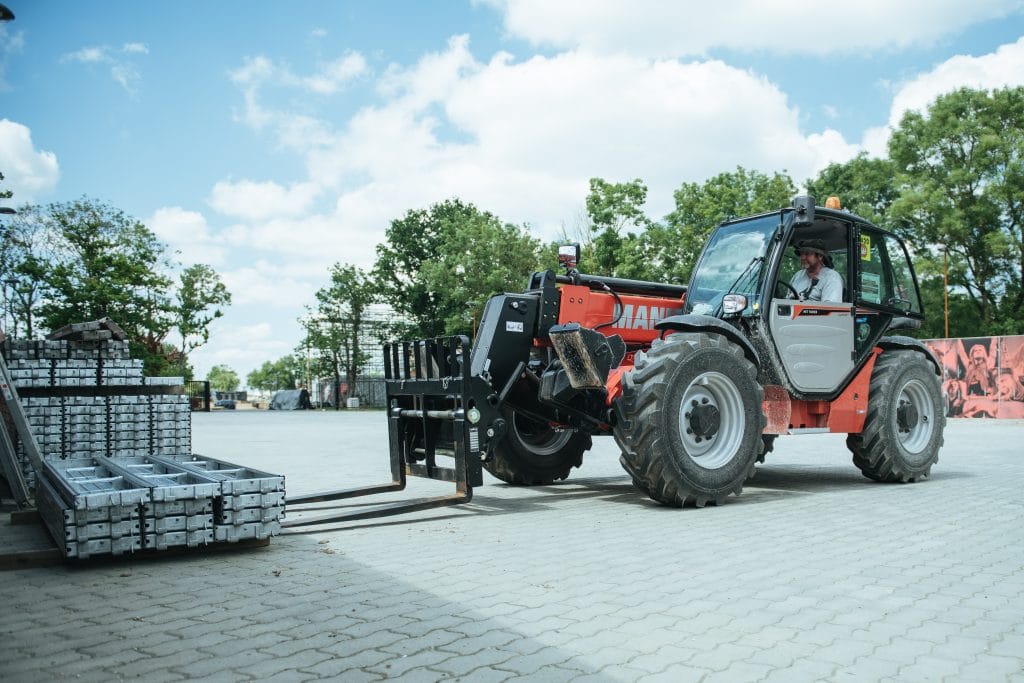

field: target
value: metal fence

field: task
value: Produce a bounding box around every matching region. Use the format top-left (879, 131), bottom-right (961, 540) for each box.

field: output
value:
top-left (186, 380), bottom-right (211, 412)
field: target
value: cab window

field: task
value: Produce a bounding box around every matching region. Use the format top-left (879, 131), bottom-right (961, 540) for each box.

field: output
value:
top-left (856, 228), bottom-right (923, 316)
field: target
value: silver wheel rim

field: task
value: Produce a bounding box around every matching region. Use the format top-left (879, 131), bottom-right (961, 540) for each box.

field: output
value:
top-left (677, 371), bottom-right (745, 469)
top-left (897, 378), bottom-right (935, 455)
top-left (512, 415), bottom-right (572, 455)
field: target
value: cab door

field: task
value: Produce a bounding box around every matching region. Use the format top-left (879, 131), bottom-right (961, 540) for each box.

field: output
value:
top-left (767, 222), bottom-right (855, 394)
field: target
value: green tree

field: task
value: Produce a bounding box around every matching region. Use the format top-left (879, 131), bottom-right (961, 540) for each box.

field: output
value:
top-left (174, 264), bottom-right (231, 373)
top-left (207, 364), bottom-right (239, 392)
top-left (0, 204), bottom-right (49, 338)
top-left (806, 153), bottom-right (899, 225)
top-left (247, 355), bottom-right (302, 392)
top-left (302, 264), bottom-right (377, 405)
top-left (584, 178), bottom-right (651, 276)
top-left (419, 212), bottom-right (542, 334)
top-left (889, 86), bottom-right (1024, 335)
top-left (374, 199), bottom-right (542, 337)
top-left (643, 167), bottom-right (796, 284)
top-left (36, 198), bottom-right (174, 370)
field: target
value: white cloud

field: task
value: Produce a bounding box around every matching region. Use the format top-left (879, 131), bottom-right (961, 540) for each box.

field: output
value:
top-left (148, 206), bottom-right (226, 267)
top-left (63, 46), bottom-right (106, 64)
top-left (228, 52), bottom-right (368, 131)
top-left (60, 43), bottom-right (148, 93)
top-left (862, 35), bottom-right (1024, 155)
top-left (297, 43), bottom-right (852, 234)
top-left (221, 264), bottom-right (318, 308)
top-left (217, 33), bottom-right (1024, 377)
top-left (189, 320), bottom-right (298, 385)
top-left (208, 179), bottom-right (321, 220)
top-left (0, 119), bottom-right (60, 202)
top-left (303, 53), bottom-right (368, 94)
top-left (486, 0), bottom-right (1024, 57)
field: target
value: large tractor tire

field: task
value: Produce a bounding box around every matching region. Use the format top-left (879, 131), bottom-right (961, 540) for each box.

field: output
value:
top-left (485, 407), bottom-right (591, 485)
top-left (614, 333), bottom-right (765, 507)
top-left (847, 349), bottom-right (945, 482)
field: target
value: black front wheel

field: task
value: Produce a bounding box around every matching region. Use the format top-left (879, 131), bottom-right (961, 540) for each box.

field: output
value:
top-left (614, 333), bottom-right (765, 507)
top-left (485, 408), bottom-right (591, 485)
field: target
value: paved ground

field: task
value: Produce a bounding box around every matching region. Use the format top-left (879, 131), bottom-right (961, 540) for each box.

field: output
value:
top-left (1, 412), bottom-right (1023, 682)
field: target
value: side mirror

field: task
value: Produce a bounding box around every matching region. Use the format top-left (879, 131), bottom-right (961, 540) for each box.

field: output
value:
top-left (558, 243), bottom-right (580, 270)
top-left (792, 195), bottom-right (816, 225)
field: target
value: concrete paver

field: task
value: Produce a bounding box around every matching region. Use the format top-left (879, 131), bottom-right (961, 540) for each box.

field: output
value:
top-left (1, 413), bottom-right (1023, 681)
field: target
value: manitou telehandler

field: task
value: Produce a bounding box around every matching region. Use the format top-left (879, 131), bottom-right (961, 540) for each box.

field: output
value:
top-left (284, 196), bottom-right (945, 526)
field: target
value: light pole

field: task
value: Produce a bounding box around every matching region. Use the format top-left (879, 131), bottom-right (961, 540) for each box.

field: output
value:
top-left (0, 204), bottom-right (14, 335)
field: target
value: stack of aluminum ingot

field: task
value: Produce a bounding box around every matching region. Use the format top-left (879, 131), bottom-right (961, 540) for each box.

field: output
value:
top-left (159, 455), bottom-right (285, 542)
top-left (1, 319), bottom-right (284, 559)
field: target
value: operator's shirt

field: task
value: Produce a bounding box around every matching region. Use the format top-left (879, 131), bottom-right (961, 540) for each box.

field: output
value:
top-left (790, 267), bottom-right (843, 302)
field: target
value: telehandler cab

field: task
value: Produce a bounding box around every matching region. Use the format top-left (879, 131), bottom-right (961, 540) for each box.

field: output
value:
top-left (284, 196), bottom-right (944, 527)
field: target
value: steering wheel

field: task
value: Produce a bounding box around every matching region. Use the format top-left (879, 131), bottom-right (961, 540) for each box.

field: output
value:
top-left (775, 280), bottom-right (800, 299)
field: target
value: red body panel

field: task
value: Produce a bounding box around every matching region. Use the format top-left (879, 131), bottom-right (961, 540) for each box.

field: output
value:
top-left (556, 285), bottom-right (685, 346)
top-left (763, 348), bottom-right (880, 434)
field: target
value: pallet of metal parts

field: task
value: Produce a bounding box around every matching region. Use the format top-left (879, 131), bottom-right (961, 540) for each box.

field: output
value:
top-left (146, 454), bottom-right (284, 542)
top-left (213, 520), bottom-right (281, 542)
top-left (66, 535), bottom-right (146, 559)
top-left (154, 454), bottom-right (285, 495)
top-left (142, 497), bottom-right (213, 518)
top-left (143, 529), bottom-right (215, 551)
top-left (145, 514), bottom-right (214, 534)
top-left (100, 456), bottom-right (219, 550)
top-left (103, 455), bottom-right (221, 501)
top-left (43, 457), bottom-right (151, 510)
top-left (215, 493), bottom-right (285, 526)
top-left (218, 504), bottom-right (285, 525)
top-left (35, 474), bottom-right (144, 559)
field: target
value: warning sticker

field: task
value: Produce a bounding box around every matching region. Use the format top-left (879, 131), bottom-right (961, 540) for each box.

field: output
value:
top-left (860, 234), bottom-right (872, 261)
top-left (506, 321), bottom-right (524, 333)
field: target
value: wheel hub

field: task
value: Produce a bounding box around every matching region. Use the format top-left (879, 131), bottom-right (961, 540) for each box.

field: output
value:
top-left (897, 399), bottom-right (919, 433)
top-left (687, 400), bottom-right (721, 439)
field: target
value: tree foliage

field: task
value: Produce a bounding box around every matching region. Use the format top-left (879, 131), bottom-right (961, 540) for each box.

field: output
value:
top-left (247, 355), bottom-right (302, 392)
top-left (619, 167), bottom-right (796, 284)
top-left (419, 213), bottom-right (542, 334)
top-left (302, 264), bottom-right (377, 401)
top-left (582, 178), bottom-right (651, 277)
top-left (805, 153), bottom-right (899, 225)
top-left (0, 204), bottom-right (50, 338)
top-left (207, 364), bottom-right (240, 393)
top-left (38, 199), bottom-right (173, 338)
top-left (375, 199), bottom-right (542, 337)
top-left (888, 86), bottom-right (1024, 335)
top-left (0, 197), bottom-right (231, 375)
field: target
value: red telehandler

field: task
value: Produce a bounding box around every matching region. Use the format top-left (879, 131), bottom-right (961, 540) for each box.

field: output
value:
top-left (284, 196), bottom-right (944, 526)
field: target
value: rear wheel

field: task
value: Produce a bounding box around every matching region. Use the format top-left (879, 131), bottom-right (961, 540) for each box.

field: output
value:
top-left (614, 333), bottom-right (765, 507)
top-left (847, 350), bottom-right (945, 482)
top-left (485, 408), bottom-right (591, 485)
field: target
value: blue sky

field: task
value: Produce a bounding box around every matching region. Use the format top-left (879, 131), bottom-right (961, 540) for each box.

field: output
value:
top-left (3, 1), bottom-right (1024, 386)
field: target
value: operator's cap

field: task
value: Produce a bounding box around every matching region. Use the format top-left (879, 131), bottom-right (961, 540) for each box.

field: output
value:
top-left (795, 239), bottom-right (828, 257)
